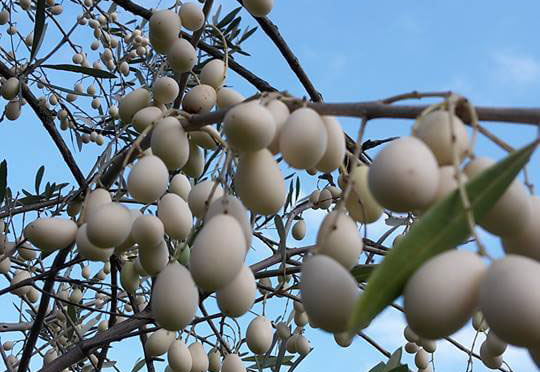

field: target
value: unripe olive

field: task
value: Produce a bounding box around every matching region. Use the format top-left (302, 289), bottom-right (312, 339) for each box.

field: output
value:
top-left (190, 215), bottom-right (246, 291)
top-left (414, 110), bottom-right (469, 166)
top-left (146, 329), bottom-right (176, 357)
top-left (404, 250), bottom-right (486, 339)
top-left (0, 257), bottom-right (10, 274)
top-left (235, 149), bottom-right (286, 215)
top-left (502, 196), bottom-right (540, 261)
top-left (292, 220), bottom-right (306, 240)
top-left (276, 322), bottom-right (291, 340)
top-left (86, 203), bottom-right (132, 248)
top-left (208, 348), bottom-right (221, 372)
top-left (317, 188), bottom-right (333, 210)
top-left (24, 217), bottom-right (77, 253)
top-left (182, 84), bottom-right (216, 114)
top-left (479, 255), bottom-right (540, 347)
top-left (188, 180), bottom-right (224, 219)
top-left (128, 155), bottom-right (169, 203)
top-left (138, 239), bottom-right (169, 276)
top-left (200, 59), bottom-right (226, 90)
top-left (206, 195), bottom-right (252, 250)
top-left (11, 270), bottom-right (31, 296)
top-left (485, 330), bottom-right (507, 356)
top-left (158, 193), bottom-right (193, 241)
top-left (415, 348), bottom-right (430, 369)
top-left (286, 334), bottom-right (298, 353)
top-left (221, 353), bottom-right (244, 372)
top-left (151, 117), bottom-right (190, 170)
top-left (152, 261), bottom-right (199, 330)
top-left (295, 335), bottom-right (310, 356)
top-left (120, 261), bottom-right (140, 294)
top-left (188, 342), bottom-right (209, 372)
top-left (153, 76), bottom-right (179, 105)
top-left (76, 224), bottom-right (114, 262)
top-left (5, 98), bottom-right (21, 120)
top-left (132, 106), bottom-right (163, 133)
top-left (190, 126), bottom-right (220, 150)
top-left (300, 255), bottom-right (358, 332)
top-left (316, 116), bottom-right (345, 173)
top-left (119, 88), bottom-right (151, 123)
top-left (243, 0), bottom-right (273, 17)
top-left (216, 88), bottom-right (244, 109)
top-left (179, 3), bottom-right (205, 31)
top-left (430, 166), bottom-right (468, 205)
top-left (334, 332), bottom-right (353, 348)
top-left (418, 338), bottom-right (437, 353)
top-left (149, 10), bottom-right (182, 54)
top-left (472, 311), bottom-right (488, 332)
top-left (480, 342), bottom-right (503, 369)
top-left (69, 288), bottom-right (83, 303)
top-left (405, 342), bottom-right (419, 354)
top-left (368, 137), bottom-right (439, 212)
top-left (1, 77), bottom-right (20, 100)
top-left (3, 341), bottom-right (13, 351)
top-left (167, 38), bottom-right (197, 73)
top-left (169, 174), bottom-right (192, 200)
top-left (223, 101), bottom-right (276, 152)
top-left (279, 108), bottom-right (328, 170)
top-left (18, 241), bottom-right (37, 261)
top-left (293, 311), bottom-right (308, 327)
top-left (266, 99), bottom-right (290, 154)
top-left (464, 157), bottom-right (532, 237)
top-left (0, 10), bottom-right (9, 25)
top-left (258, 277), bottom-right (272, 294)
top-left (316, 211), bottom-right (363, 270)
top-left (182, 142), bottom-right (204, 178)
top-left (131, 215), bottom-right (164, 247)
top-left (345, 164), bottom-right (383, 223)
top-left (246, 316), bottom-right (273, 354)
top-left (168, 339), bottom-right (193, 372)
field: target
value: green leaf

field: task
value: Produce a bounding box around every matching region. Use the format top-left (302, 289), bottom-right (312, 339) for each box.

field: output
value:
top-left (348, 140), bottom-right (538, 333)
top-left (387, 366), bottom-right (408, 372)
top-left (41, 64), bottom-right (116, 79)
top-left (367, 362), bottom-right (386, 372)
top-left (216, 7), bottom-right (242, 29)
top-left (0, 160), bottom-right (6, 206)
top-left (131, 358), bottom-right (145, 372)
top-left (30, 0), bottom-right (46, 60)
top-left (34, 165), bottom-right (45, 195)
top-left (239, 26), bottom-right (258, 43)
top-left (243, 355), bottom-right (294, 369)
top-left (351, 264), bottom-right (376, 283)
top-left (384, 348), bottom-right (402, 371)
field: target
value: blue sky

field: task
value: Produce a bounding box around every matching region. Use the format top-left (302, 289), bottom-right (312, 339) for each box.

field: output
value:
top-left (1, 0), bottom-right (539, 371)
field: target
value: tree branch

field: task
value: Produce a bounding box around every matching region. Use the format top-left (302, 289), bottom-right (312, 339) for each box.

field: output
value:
top-left (17, 246), bottom-right (71, 372)
top-left (237, 2), bottom-right (322, 102)
top-left (0, 62), bottom-right (87, 188)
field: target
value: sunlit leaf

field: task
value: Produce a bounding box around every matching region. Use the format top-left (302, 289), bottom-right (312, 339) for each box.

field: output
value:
top-left (348, 140), bottom-right (538, 333)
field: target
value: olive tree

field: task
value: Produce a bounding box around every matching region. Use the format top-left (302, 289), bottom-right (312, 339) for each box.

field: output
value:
top-left (0, 1), bottom-right (538, 372)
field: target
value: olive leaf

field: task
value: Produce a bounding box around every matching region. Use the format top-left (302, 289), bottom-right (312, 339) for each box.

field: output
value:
top-left (0, 160), bottom-right (7, 206)
top-left (30, 0), bottom-right (46, 61)
top-left (348, 140), bottom-right (538, 333)
top-left (41, 64), bottom-right (116, 79)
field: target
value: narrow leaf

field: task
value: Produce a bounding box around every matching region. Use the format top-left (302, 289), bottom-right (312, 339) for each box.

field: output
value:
top-left (216, 7), bottom-right (242, 28)
top-left (30, 0), bottom-right (46, 60)
top-left (41, 64), bottom-right (116, 79)
top-left (348, 140), bottom-right (538, 333)
top-left (384, 348), bottom-right (402, 370)
top-left (0, 160), bottom-right (6, 206)
top-left (34, 165), bottom-right (45, 195)
top-left (367, 362), bottom-right (386, 372)
top-left (387, 366), bottom-right (408, 372)
top-left (131, 358), bottom-right (145, 372)
top-left (239, 26), bottom-right (258, 43)
top-left (351, 264), bottom-right (376, 283)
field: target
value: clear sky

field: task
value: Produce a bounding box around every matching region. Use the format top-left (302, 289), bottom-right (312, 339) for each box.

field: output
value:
top-left (1, 0), bottom-right (539, 371)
